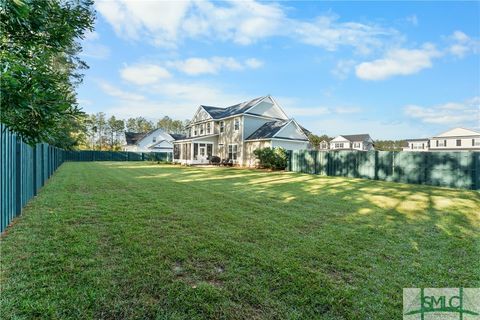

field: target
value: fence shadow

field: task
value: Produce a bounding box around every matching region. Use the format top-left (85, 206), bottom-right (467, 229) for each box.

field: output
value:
top-left (288, 150), bottom-right (479, 190)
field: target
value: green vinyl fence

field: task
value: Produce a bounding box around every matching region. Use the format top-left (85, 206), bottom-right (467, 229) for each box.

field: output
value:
top-left (287, 150), bottom-right (480, 190)
top-left (1, 123), bottom-right (174, 232)
top-left (1, 124), bottom-right (66, 232)
top-left (65, 150), bottom-right (172, 162)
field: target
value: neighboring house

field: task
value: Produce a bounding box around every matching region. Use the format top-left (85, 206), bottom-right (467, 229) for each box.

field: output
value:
top-left (329, 134), bottom-right (374, 151)
top-left (318, 139), bottom-right (330, 150)
top-left (404, 127), bottom-right (480, 152)
top-left (403, 138), bottom-right (430, 152)
top-left (173, 95), bottom-right (310, 166)
top-left (123, 128), bottom-right (180, 153)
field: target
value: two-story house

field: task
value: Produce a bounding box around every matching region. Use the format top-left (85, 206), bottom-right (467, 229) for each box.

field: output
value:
top-left (173, 95), bottom-right (310, 166)
top-left (329, 134), bottom-right (374, 151)
top-left (404, 127), bottom-right (480, 151)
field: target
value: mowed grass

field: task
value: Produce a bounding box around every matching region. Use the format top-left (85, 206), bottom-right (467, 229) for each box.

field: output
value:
top-left (1, 162), bottom-right (479, 319)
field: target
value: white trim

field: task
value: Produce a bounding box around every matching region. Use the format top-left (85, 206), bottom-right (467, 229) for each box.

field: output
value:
top-left (243, 95), bottom-right (289, 120)
top-left (268, 95), bottom-right (290, 120)
top-left (242, 113), bottom-right (285, 121)
top-left (273, 119), bottom-right (309, 140)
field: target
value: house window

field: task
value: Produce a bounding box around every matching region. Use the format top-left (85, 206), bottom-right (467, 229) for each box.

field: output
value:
top-left (194, 126), bottom-right (198, 136)
top-left (234, 118), bottom-right (240, 131)
top-left (436, 140), bottom-right (439, 147)
top-left (228, 144), bottom-right (238, 160)
top-left (335, 143), bottom-right (344, 148)
top-left (353, 142), bottom-right (361, 148)
top-left (220, 121), bottom-right (225, 133)
top-left (200, 124), bottom-right (204, 135)
top-left (207, 122), bottom-right (211, 134)
top-left (456, 139), bottom-right (461, 146)
top-left (152, 137), bottom-right (156, 143)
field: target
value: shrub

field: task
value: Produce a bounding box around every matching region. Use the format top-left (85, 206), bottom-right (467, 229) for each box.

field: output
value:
top-left (253, 147), bottom-right (288, 170)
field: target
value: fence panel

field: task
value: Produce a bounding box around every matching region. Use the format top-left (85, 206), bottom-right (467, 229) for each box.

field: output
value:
top-left (1, 125), bottom-right (67, 232)
top-left (287, 149), bottom-right (480, 190)
top-left (64, 151), bottom-right (173, 162)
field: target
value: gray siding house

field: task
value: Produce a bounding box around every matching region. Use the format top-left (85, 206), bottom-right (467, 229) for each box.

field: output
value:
top-left (173, 96), bottom-right (309, 166)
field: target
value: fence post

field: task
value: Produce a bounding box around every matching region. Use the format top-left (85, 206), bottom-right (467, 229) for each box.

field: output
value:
top-left (15, 139), bottom-right (21, 216)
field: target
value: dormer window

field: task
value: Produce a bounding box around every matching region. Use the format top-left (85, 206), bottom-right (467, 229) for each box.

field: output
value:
top-left (234, 118), bottom-right (240, 131)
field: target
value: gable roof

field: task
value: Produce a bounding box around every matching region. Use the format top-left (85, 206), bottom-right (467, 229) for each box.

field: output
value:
top-left (246, 119), bottom-right (309, 141)
top-left (433, 127), bottom-right (480, 138)
top-left (201, 96), bottom-right (269, 120)
top-left (340, 134), bottom-right (371, 142)
top-left (246, 120), bottom-right (290, 140)
top-left (125, 132), bottom-right (146, 145)
top-left (169, 133), bottom-right (187, 140)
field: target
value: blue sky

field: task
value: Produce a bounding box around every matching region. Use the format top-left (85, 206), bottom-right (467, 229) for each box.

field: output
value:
top-left (78, 1), bottom-right (480, 139)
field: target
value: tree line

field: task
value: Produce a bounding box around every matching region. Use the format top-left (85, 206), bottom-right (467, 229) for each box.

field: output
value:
top-left (80, 113), bottom-right (188, 151)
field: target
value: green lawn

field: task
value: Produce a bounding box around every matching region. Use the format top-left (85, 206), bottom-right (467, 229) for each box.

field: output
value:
top-left (1, 162), bottom-right (479, 319)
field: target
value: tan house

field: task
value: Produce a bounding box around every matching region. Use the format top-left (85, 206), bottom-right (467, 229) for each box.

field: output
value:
top-left (173, 96), bottom-right (310, 166)
top-left (404, 127), bottom-right (480, 151)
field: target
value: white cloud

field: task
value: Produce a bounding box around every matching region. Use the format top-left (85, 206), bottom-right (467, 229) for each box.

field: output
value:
top-left (81, 43), bottom-right (111, 59)
top-left (405, 15), bottom-right (418, 26)
top-left (80, 29), bottom-right (110, 60)
top-left (355, 43), bottom-right (441, 80)
top-left (293, 15), bottom-right (396, 55)
top-left (245, 58), bottom-right (264, 69)
top-left (404, 97), bottom-right (480, 127)
top-left (447, 30), bottom-right (479, 58)
top-left (284, 105), bottom-right (361, 117)
top-left (120, 64), bottom-right (171, 85)
top-left (167, 57), bottom-right (262, 75)
top-left (331, 59), bottom-right (356, 79)
top-left (96, 0), bottom-right (397, 53)
top-left (98, 81), bottom-right (146, 101)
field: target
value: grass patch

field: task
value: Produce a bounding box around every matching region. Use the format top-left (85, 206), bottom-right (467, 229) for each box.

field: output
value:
top-left (1, 162), bottom-right (479, 319)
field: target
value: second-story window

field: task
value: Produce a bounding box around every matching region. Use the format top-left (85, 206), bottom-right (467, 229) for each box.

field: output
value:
top-left (234, 118), bottom-right (240, 131)
top-left (207, 122), bottom-right (211, 134)
top-left (194, 126), bottom-right (198, 136)
top-left (456, 139), bottom-right (461, 146)
top-left (220, 121), bottom-right (225, 133)
top-left (200, 124), bottom-right (204, 135)
top-left (152, 137), bottom-right (156, 143)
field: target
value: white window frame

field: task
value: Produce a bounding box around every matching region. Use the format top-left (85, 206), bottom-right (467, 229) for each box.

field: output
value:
top-left (234, 118), bottom-right (240, 131)
top-left (228, 144), bottom-right (238, 160)
top-left (220, 121), bottom-right (225, 133)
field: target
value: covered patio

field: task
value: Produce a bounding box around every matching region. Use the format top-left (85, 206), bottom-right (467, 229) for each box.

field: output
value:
top-left (173, 136), bottom-right (217, 165)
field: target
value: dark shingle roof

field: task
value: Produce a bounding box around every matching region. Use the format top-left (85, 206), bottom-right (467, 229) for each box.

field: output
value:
top-left (125, 132), bottom-right (146, 145)
top-left (201, 96), bottom-right (267, 119)
top-left (169, 133), bottom-right (186, 140)
top-left (341, 134), bottom-right (371, 142)
top-left (246, 120), bottom-right (290, 140)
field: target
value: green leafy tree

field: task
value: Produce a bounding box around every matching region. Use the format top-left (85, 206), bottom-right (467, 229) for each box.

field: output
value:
top-left (156, 116), bottom-right (186, 134)
top-left (125, 117), bottom-right (153, 133)
top-left (0, 0), bottom-right (95, 145)
top-left (106, 116), bottom-right (125, 150)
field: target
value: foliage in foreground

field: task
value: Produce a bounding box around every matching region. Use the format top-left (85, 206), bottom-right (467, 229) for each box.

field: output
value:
top-left (0, 0), bottom-right (94, 146)
top-left (253, 147), bottom-right (288, 170)
top-left (1, 163), bottom-right (478, 319)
